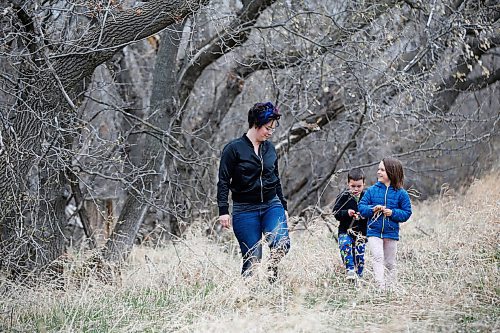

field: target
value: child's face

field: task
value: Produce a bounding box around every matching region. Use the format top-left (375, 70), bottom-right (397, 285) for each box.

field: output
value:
top-left (377, 161), bottom-right (390, 185)
top-left (348, 179), bottom-right (364, 197)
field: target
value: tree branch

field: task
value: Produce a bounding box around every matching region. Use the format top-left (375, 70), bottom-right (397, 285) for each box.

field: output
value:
top-left (458, 64), bottom-right (500, 91)
top-left (67, 168), bottom-right (97, 249)
top-left (276, 89), bottom-right (345, 156)
top-left (194, 50), bottom-right (305, 138)
top-left (290, 94), bottom-right (368, 215)
top-left (192, 0), bottom-right (399, 140)
top-left (429, 34), bottom-right (500, 114)
top-left (177, 0), bottom-right (277, 102)
top-left (53, 0), bottom-right (209, 89)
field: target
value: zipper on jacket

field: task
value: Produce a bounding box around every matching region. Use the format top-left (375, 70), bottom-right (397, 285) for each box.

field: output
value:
top-left (258, 144), bottom-right (264, 202)
top-left (381, 184), bottom-right (389, 238)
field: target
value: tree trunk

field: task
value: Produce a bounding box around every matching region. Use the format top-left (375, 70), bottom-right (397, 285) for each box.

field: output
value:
top-left (0, 77), bottom-right (69, 281)
top-left (103, 25), bottom-right (183, 262)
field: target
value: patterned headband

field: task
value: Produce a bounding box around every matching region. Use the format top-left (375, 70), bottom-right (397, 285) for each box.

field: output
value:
top-left (255, 102), bottom-right (281, 127)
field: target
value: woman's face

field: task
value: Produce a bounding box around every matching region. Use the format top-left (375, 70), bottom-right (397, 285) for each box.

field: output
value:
top-left (377, 161), bottom-right (390, 185)
top-left (256, 120), bottom-right (277, 141)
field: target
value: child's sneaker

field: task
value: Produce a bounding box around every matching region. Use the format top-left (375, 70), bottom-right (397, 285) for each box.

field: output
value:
top-left (346, 270), bottom-right (356, 281)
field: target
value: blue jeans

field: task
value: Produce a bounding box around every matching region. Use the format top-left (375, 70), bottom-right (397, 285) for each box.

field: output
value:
top-left (232, 196), bottom-right (290, 276)
top-left (339, 233), bottom-right (366, 277)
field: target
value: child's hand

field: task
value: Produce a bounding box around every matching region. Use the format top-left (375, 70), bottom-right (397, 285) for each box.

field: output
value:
top-left (348, 209), bottom-right (360, 220)
top-left (373, 205), bottom-right (385, 213)
top-left (383, 208), bottom-right (392, 217)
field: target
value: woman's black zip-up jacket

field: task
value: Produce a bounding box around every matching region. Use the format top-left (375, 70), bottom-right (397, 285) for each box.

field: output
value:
top-left (217, 134), bottom-right (287, 216)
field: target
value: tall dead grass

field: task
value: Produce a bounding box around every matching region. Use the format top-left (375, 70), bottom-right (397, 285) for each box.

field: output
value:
top-left (1, 174), bottom-right (498, 332)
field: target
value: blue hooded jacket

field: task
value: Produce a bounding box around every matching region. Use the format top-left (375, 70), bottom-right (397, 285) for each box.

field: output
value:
top-left (358, 182), bottom-right (412, 240)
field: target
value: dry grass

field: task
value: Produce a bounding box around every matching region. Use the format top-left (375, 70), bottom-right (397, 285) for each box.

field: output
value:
top-left (1, 174), bottom-right (499, 332)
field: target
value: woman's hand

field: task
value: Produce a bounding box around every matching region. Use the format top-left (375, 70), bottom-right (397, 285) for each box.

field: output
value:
top-left (219, 214), bottom-right (231, 229)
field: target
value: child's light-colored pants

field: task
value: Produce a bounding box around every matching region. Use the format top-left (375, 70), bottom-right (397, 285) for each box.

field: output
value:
top-left (368, 236), bottom-right (398, 289)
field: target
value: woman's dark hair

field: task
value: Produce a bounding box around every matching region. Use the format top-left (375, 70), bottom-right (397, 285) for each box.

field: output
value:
top-left (382, 157), bottom-right (404, 189)
top-left (248, 102), bottom-right (281, 128)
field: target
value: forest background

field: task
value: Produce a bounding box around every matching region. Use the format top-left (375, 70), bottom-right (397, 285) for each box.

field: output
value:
top-left (0, 0), bottom-right (498, 331)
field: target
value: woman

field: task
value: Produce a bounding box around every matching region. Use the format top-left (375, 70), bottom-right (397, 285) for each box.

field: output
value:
top-left (217, 102), bottom-right (290, 282)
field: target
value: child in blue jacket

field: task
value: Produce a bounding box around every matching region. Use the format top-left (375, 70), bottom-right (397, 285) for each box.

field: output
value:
top-left (358, 157), bottom-right (412, 290)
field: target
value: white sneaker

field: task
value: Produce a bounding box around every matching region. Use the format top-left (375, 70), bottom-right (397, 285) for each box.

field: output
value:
top-left (346, 270), bottom-right (356, 281)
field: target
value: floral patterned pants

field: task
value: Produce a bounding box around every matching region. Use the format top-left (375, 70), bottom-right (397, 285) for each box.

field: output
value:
top-left (339, 233), bottom-right (366, 277)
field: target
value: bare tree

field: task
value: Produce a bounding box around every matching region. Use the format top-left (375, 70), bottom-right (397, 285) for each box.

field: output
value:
top-left (0, 0), bottom-right (209, 278)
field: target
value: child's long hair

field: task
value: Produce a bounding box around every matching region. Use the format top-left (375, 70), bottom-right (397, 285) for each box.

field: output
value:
top-left (382, 157), bottom-right (404, 189)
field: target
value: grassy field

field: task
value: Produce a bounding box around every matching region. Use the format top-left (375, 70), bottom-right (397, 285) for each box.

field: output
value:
top-left (1, 174), bottom-right (499, 332)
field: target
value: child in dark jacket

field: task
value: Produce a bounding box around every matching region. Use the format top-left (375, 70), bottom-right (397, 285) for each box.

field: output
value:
top-left (358, 157), bottom-right (412, 290)
top-left (333, 168), bottom-right (368, 280)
